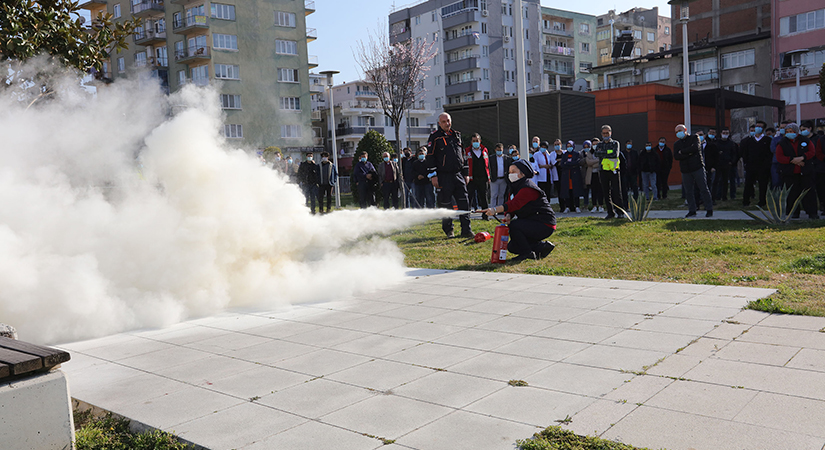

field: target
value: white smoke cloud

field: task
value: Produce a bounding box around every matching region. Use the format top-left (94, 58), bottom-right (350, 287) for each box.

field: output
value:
top-left (0, 61), bottom-right (450, 345)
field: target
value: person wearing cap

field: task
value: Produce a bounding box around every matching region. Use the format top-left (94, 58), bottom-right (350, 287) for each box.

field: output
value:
top-left (558, 140), bottom-right (583, 213)
top-left (482, 160), bottom-right (556, 263)
top-left (776, 122), bottom-right (819, 219)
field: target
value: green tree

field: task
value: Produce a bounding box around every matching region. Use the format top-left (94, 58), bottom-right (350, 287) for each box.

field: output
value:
top-left (356, 130), bottom-right (393, 168)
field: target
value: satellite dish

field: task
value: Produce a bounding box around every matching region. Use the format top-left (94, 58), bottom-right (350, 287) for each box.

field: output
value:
top-left (572, 79), bottom-right (588, 92)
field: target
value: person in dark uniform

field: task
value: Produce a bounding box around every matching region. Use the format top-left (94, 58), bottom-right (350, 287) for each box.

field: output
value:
top-left (776, 123), bottom-right (819, 219)
top-left (713, 127), bottom-right (738, 201)
top-left (482, 160), bottom-right (556, 263)
top-left (426, 112), bottom-right (473, 238)
top-left (740, 120), bottom-right (772, 207)
top-left (465, 133), bottom-right (490, 219)
top-left (673, 124), bottom-right (713, 217)
top-left (655, 137), bottom-right (674, 199)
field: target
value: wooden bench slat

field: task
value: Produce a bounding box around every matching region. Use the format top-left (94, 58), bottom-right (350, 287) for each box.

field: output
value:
top-left (0, 337), bottom-right (70, 368)
top-left (0, 348), bottom-right (43, 375)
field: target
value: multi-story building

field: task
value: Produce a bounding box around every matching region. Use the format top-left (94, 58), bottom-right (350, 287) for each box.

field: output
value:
top-left (772, 0), bottom-right (825, 124)
top-left (389, 0), bottom-right (543, 127)
top-left (80, 0), bottom-right (318, 151)
top-left (539, 7), bottom-right (598, 90)
top-left (595, 7), bottom-right (671, 66)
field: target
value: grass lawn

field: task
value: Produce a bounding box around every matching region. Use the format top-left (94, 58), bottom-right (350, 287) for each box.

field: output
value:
top-left (74, 410), bottom-right (192, 450)
top-left (391, 215), bottom-right (825, 316)
top-left (517, 426), bottom-right (657, 450)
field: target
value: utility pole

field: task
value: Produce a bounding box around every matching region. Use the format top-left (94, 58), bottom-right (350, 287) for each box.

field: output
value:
top-left (514, 0), bottom-right (529, 160)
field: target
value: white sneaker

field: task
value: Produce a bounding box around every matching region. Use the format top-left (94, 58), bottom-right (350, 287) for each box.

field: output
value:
top-left (562, 208), bottom-right (570, 213)
top-left (598, 206), bottom-right (604, 212)
top-left (575, 207), bottom-right (581, 213)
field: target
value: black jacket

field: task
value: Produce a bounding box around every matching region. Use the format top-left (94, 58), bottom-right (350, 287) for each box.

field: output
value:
top-left (621, 148), bottom-right (640, 176)
top-left (673, 134), bottom-right (704, 174)
top-left (639, 148), bottom-right (660, 173)
top-left (714, 138), bottom-right (738, 169)
top-left (507, 178), bottom-right (556, 225)
top-left (411, 158), bottom-right (431, 185)
top-left (702, 140), bottom-right (717, 170)
top-left (740, 135), bottom-right (772, 171)
top-left (656, 145), bottom-right (673, 173)
top-left (425, 128), bottom-right (467, 176)
top-left (488, 154), bottom-right (513, 182)
top-left (297, 161), bottom-right (319, 186)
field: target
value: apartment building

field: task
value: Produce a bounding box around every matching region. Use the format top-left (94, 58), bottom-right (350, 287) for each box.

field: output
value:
top-left (595, 7), bottom-right (671, 66)
top-left (389, 0), bottom-right (543, 127)
top-left (80, 0), bottom-right (318, 151)
top-left (540, 7), bottom-right (598, 90)
top-left (772, 0), bottom-right (825, 124)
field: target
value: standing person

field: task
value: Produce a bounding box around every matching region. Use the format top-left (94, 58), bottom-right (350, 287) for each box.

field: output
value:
top-left (699, 130), bottom-right (717, 204)
top-left (655, 137), bottom-right (674, 199)
top-left (400, 147), bottom-right (416, 208)
top-left (489, 143), bottom-right (512, 209)
top-left (771, 120), bottom-right (792, 188)
top-left (465, 133), bottom-right (491, 219)
top-left (713, 127), bottom-right (738, 201)
top-left (558, 141), bottom-right (583, 212)
top-left (317, 152), bottom-right (338, 214)
top-left (426, 112), bottom-right (473, 238)
top-left (583, 141), bottom-right (604, 212)
top-left (639, 141), bottom-right (660, 200)
top-left (509, 145), bottom-right (521, 161)
top-left (284, 155), bottom-right (298, 183)
top-left (532, 138), bottom-right (553, 199)
top-left (270, 151), bottom-right (285, 173)
top-left (412, 148), bottom-right (435, 208)
top-left (378, 152), bottom-right (400, 209)
top-left (776, 123), bottom-right (819, 219)
top-left (482, 160), bottom-right (556, 263)
top-left (741, 120), bottom-right (772, 207)
top-left (353, 151), bottom-right (376, 208)
top-left (673, 124), bottom-right (713, 217)
top-left (804, 120), bottom-right (825, 215)
top-left (594, 125), bottom-right (624, 219)
top-left (297, 152), bottom-right (320, 215)
top-left (621, 140), bottom-right (640, 204)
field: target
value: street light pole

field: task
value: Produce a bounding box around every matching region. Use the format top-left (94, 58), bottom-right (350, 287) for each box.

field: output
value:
top-left (320, 70), bottom-right (340, 208)
top-left (796, 64), bottom-right (801, 123)
top-left (514, 0), bottom-right (529, 160)
top-left (669, 0), bottom-right (697, 132)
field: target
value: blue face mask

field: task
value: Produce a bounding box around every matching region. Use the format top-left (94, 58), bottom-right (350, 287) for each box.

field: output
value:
top-left (360, 157), bottom-right (367, 163)
top-left (540, 147), bottom-right (547, 153)
top-left (708, 134), bottom-right (715, 140)
top-left (383, 157), bottom-right (390, 162)
top-left (698, 135), bottom-right (705, 142)
top-left (418, 154), bottom-right (425, 161)
top-left (786, 132), bottom-right (797, 140)
top-left (393, 158), bottom-right (398, 163)
top-left (750, 131), bottom-right (756, 137)
top-left (496, 150), bottom-right (503, 156)
top-left (659, 142), bottom-right (665, 148)
top-left (553, 145), bottom-right (560, 151)
top-left (801, 129), bottom-right (811, 136)
top-left (645, 146), bottom-right (652, 151)
top-left (677, 131), bottom-right (686, 139)
top-left (472, 142), bottom-right (480, 149)
top-left (567, 147), bottom-right (574, 152)
top-left (626, 144), bottom-right (632, 149)
top-left (512, 154), bottom-right (519, 160)
top-left (532, 142), bottom-right (539, 149)
top-left (755, 127), bottom-right (763, 134)
top-left (779, 129), bottom-right (786, 135)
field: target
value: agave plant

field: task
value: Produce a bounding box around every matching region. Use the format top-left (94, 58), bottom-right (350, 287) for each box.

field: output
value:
top-left (742, 185), bottom-right (809, 224)
top-left (612, 193), bottom-right (654, 222)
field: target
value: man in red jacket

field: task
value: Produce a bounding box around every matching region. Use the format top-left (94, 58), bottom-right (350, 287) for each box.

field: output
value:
top-left (775, 122), bottom-right (819, 219)
top-left (465, 133), bottom-right (491, 220)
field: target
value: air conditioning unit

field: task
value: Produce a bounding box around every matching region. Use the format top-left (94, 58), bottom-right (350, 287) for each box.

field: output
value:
top-left (504, 36), bottom-right (510, 43)
top-left (481, 10), bottom-right (488, 17)
top-left (526, 59), bottom-right (533, 65)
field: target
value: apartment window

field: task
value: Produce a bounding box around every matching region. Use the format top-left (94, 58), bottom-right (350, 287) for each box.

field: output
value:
top-left (275, 40), bottom-right (298, 55)
top-left (435, 97), bottom-right (442, 108)
top-left (213, 33), bottom-right (238, 50)
top-left (580, 23), bottom-right (590, 34)
top-left (688, 57), bottom-right (718, 83)
top-left (117, 57), bottom-right (125, 73)
top-left (644, 65), bottom-right (669, 82)
top-left (281, 125), bottom-right (302, 138)
top-left (647, 32), bottom-right (655, 42)
top-left (432, 11), bottom-right (436, 22)
top-left (275, 11), bottom-right (296, 27)
top-left (722, 49), bottom-right (755, 69)
top-left (482, 45), bottom-right (489, 57)
top-left (277, 68), bottom-right (299, 82)
top-left (780, 9), bottom-right (825, 35)
top-left (664, 26), bottom-right (670, 35)
top-left (483, 91), bottom-right (490, 100)
top-left (220, 94), bottom-right (242, 109)
top-left (406, 117), bottom-right (419, 127)
top-left (597, 30), bottom-right (610, 41)
top-left (384, 116), bottom-right (392, 127)
top-left (633, 30), bottom-right (642, 40)
top-left (434, 31), bottom-right (439, 42)
top-left (579, 62), bottom-right (592, 71)
top-left (725, 83), bottom-right (756, 96)
top-left (483, 69), bottom-right (489, 80)
top-left (280, 97), bottom-right (301, 111)
top-left (134, 51), bottom-right (147, 67)
top-left (634, 47), bottom-right (641, 56)
top-left (463, 93), bottom-right (474, 103)
top-left (191, 65), bottom-right (209, 85)
top-left (780, 84), bottom-right (820, 104)
top-left (357, 116), bottom-right (375, 127)
top-left (177, 70), bottom-right (186, 84)
top-left (481, 23), bottom-right (487, 34)
top-left (580, 42), bottom-right (590, 53)
top-left (113, 3), bottom-right (121, 18)
top-left (434, 54), bottom-right (439, 64)
top-left (599, 47), bottom-right (609, 58)
top-left (211, 3), bottom-right (235, 20)
top-left (435, 75), bottom-right (441, 85)
top-left (415, 15), bottom-right (420, 25)
top-left (215, 64), bottom-right (240, 79)
top-left (224, 124), bottom-right (243, 138)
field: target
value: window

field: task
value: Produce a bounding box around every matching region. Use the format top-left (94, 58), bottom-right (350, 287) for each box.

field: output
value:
top-left (191, 65), bottom-right (209, 85)
top-left (634, 47), bottom-right (641, 56)
top-left (483, 91), bottom-right (490, 100)
top-left (434, 54), bottom-right (439, 64)
top-left (280, 97), bottom-right (301, 111)
top-left (224, 124), bottom-right (243, 138)
top-left (277, 68), bottom-right (299, 82)
top-left (134, 51), bottom-right (147, 67)
top-left (213, 34), bottom-right (238, 50)
top-left (415, 15), bottom-right (420, 25)
top-left (688, 57), bottom-right (718, 83)
top-left (482, 45), bottom-right (489, 57)
top-left (432, 11), bottom-right (436, 22)
top-left (780, 84), bottom-right (820, 104)
top-left (435, 75), bottom-right (441, 85)
top-left (580, 42), bottom-right (590, 53)
top-left (599, 48), bottom-right (609, 58)
top-left (220, 94), bottom-right (241, 109)
top-left (721, 49), bottom-right (755, 69)
top-left (580, 23), bottom-right (590, 34)
top-left (633, 30), bottom-right (642, 40)
top-left (406, 117), bottom-right (419, 127)
top-left (665, 26), bottom-right (670, 35)
top-left (481, 23), bottom-right (487, 34)
top-left (117, 57), bottom-right (125, 72)
top-left (434, 31), bottom-right (439, 42)
top-left (211, 3), bottom-right (235, 20)
top-left (275, 11), bottom-right (296, 27)
top-left (384, 116), bottom-right (392, 127)
top-left (463, 93), bottom-right (474, 103)
top-left (647, 32), bottom-right (655, 42)
top-left (725, 83), bottom-right (756, 96)
top-left (483, 69), bottom-right (489, 79)
top-left (177, 70), bottom-right (186, 84)
top-left (435, 97), bottom-right (442, 108)
top-left (275, 40), bottom-right (298, 55)
top-left (357, 116), bottom-right (375, 126)
top-left (113, 3), bottom-right (121, 18)
top-left (780, 8), bottom-right (825, 35)
top-left (215, 64), bottom-right (240, 79)
top-left (644, 65), bottom-right (669, 82)
top-left (281, 125), bottom-right (302, 138)
top-left (597, 30), bottom-right (610, 41)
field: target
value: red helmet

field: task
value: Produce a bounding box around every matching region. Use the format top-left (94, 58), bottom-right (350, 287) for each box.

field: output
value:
top-left (474, 231), bottom-right (492, 243)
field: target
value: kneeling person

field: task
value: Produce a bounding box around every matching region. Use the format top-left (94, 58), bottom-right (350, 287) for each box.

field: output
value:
top-left (483, 160), bottom-right (556, 262)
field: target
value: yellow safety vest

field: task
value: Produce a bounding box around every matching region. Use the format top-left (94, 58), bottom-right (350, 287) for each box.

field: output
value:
top-left (601, 143), bottom-right (620, 172)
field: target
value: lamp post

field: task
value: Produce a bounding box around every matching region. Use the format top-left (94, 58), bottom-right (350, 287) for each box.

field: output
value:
top-left (319, 70), bottom-right (340, 207)
top-left (669, 0), bottom-right (697, 132)
top-left (785, 49), bottom-right (810, 123)
top-left (514, 0), bottom-right (529, 160)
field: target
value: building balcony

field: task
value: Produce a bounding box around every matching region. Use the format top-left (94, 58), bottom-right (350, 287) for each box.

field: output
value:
top-left (89, 69), bottom-right (113, 83)
top-left (676, 69), bottom-right (719, 86)
top-left (354, 89), bottom-right (379, 98)
top-left (390, 28), bottom-right (411, 45)
top-left (134, 29), bottom-right (167, 46)
top-left (147, 56), bottom-right (169, 68)
top-left (172, 15), bottom-right (209, 35)
top-left (444, 55), bottom-right (480, 74)
top-left (408, 127), bottom-right (433, 136)
top-left (543, 45), bottom-right (575, 57)
top-left (313, 137), bottom-right (324, 145)
top-left (544, 27), bottom-right (573, 38)
top-left (308, 55), bottom-right (319, 68)
top-left (305, 0), bottom-right (315, 15)
top-left (442, 9), bottom-right (479, 29)
top-left (445, 78), bottom-right (480, 96)
top-left (306, 27), bottom-right (317, 42)
top-left (543, 65), bottom-right (574, 76)
top-left (311, 110), bottom-right (323, 120)
top-left (79, 0), bottom-right (106, 9)
top-left (174, 45), bottom-right (210, 63)
top-left (333, 126), bottom-right (385, 137)
top-left (772, 66), bottom-right (816, 82)
top-left (310, 83), bottom-right (325, 93)
top-left (338, 100), bottom-right (381, 111)
top-left (131, 0), bottom-right (164, 18)
top-left (443, 34), bottom-right (478, 53)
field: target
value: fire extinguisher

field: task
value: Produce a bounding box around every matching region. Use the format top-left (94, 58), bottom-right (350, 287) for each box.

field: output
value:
top-left (490, 216), bottom-right (509, 264)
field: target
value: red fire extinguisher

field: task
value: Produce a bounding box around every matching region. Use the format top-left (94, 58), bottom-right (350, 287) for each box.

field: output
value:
top-left (490, 218), bottom-right (509, 264)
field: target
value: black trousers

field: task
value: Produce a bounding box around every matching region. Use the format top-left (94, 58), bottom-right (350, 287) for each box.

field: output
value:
top-left (381, 181), bottom-right (399, 209)
top-left (713, 166), bottom-right (731, 200)
top-left (319, 184), bottom-right (333, 212)
top-left (467, 179), bottom-right (489, 212)
top-left (357, 181), bottom-right (374, 208)
top-left (782, 173), bottom-right (818, 217)
top-left (600, 170), bottom-right (623, 216)
top-left (815, 171), bottom-right (825, 212)
top-left (657, 168), bottom-right (671, 199)
top-left (302, 184), bottom-right (318, 213)
top-left (743, 167), bottom-right (770, 207)
top-left (438, 172), bottom-right (471, 235)
top-left (508, 218), bottom-right (555, 256)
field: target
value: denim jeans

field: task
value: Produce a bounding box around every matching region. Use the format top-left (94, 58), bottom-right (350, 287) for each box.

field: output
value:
top-left (640, 172), bottom-right (658, 200)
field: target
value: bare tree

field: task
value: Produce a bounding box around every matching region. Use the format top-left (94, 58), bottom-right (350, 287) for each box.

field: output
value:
top-left (355, 26), bottom-right (436, 153)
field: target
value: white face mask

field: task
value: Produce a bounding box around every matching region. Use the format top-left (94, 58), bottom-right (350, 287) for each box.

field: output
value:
top-left (508, 173), bottom-right (521, 183)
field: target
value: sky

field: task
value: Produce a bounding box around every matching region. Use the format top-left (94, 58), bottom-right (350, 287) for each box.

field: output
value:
top-left (309, 0), bottom-right (674, 85)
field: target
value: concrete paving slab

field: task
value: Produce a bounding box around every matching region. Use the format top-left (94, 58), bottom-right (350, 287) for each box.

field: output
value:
top-left (384, 342), bottom-right (483, 369)
top-left (601, 329), bottom-right (698, 353)
top-left (398, 410), bottom-right (540, 450)
top-left (242, 420), bottom-right (383, 450)
top-left (326, 359), bottom-right (435, 392)
top-left (464, 386), bottom-right (596, 427)
top-left (561, 344), bottom-right (669, 373)
top-left (525, 363), bottom-right (633, 398)
top-left (431, 327), bottom-right (524, 351)
top-left (119, 385), bottom-right (245, 430)
top-left (683, 358), bottom-right (825, 399)
top-left (563, 398), bottom-right (639, 438)
top-left (757, 314), bottom-right (825, 331)
top-left (392, 371), bottom-right (506, 409)
top-left (786, 348), bottom-right (825, 372)
top-left (712, 340), bottom-right (801, 366)
top-left (257, 378), bottom-right (377, 419)
top-left (447, 352), bottom-right (554, 382)
top-left (735, 325), bottom-right (825, 350)
top-left (643, 379), bottom-right (759, 420)
top-left (534, 322), bottom-right (623, 344)
top-left (733, 391), bottom-right (825, 439)
top-left (633, 315), bottom-right (720, 336)
top-left (596, 299), bottom-right (670, 316)
top-left (602, 373), bottom-right (673, 404)
top-left (492, 336), bottom-right (592, 362)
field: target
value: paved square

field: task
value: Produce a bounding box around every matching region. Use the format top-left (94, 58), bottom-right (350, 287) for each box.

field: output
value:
top-left (58, 270), bottom-right (825, 450)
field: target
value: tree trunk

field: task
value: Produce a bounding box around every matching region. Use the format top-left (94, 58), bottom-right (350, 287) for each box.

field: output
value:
top-left (394, 122), bottom-right (401, 154)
